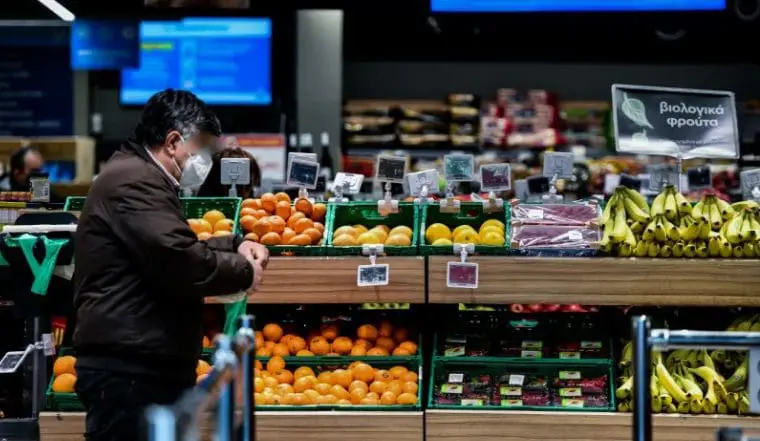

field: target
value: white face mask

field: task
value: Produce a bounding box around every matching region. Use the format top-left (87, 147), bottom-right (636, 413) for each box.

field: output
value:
top-left (173, 136), bottom-right (213, 194)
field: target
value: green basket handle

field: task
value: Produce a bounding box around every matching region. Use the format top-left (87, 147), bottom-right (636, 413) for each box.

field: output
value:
top-left (3, 234), bottom-right (69, 295)
top-left (223, 299), bottom-right (248, 336)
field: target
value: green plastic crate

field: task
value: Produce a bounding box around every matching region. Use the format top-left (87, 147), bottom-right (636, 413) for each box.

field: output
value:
top-left (419, 202), bottom-right (511, 255)
top-left (249, 201), bottom-right (328, 257)
top-left (256, 357), bottom-right (422, 411)
top-left (325, 202), bottom-right (419, 256)
top-left (45, 348), bottom-right (83, 411)
top-left (63, 196), bottom-right (85, 212)
top-left (427, 357), bottom-right (615, 412)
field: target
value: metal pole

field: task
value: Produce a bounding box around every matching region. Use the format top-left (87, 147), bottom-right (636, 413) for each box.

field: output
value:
top-left (215, 336), bottom-right (235, 441)
top-left (632, 315), bottom-right (652, 441)
top-left (650, 329), bottom-right (760, 350)
top-left (238, 315), bottom-right (255, 441)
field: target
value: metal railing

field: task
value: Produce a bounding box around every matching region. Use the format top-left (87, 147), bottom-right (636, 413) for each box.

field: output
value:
top-left (145, 315), bottom-right (256, 441)
top-left (632, 316), bottom-right (760, 441)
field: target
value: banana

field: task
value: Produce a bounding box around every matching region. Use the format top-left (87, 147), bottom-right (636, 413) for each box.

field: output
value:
top-left (665, 403), bottom-right (677, 413)
top-left (618, 242), bottom-right (632, 257)
top-left (633, 240), bottom-right (649, 257)
top-left (623, 196), bottom-right (651, 223)
top-left (642, 222), bottom-right (656, 241)
top-left (708, 236), bottom-right (721, 257)
top-left (677, 401), bottom-right (691, 413)
top-left (698, 220), bottom-right (711, 240)
top-left (690, 398), bottom-right (704, 414)
top-left (651, 396), bottom-right (663, 413)
top-left (693, 199), bottom-right (706, 219)
top-left (688, 366), bottom-right (727, 407)
top-left (684, 243), bottom-right (697, 258)
top-left (726, 212), bottom-right (744, 244)
top-left (732, 200), bottom-right (760, 212)
top-left (717, 402), bottom-right (729, 414)
top-left (676, 374), bottom-right (703, 399)
top-left (726, 392), bottom-right (739, 411)
top-left (744, 242), bottom-right (756, 258)
top-left (741, 213), bottom-right (755, 242)
top-left (709, 197), bottom-right (723, 230)
top-left (647, 241), bottom-right (660, 258)
top-left (619, 341), bottom-right (632, 367)
top-left (700, 350), bottom-right (716, 371)
top-left (656, 354), bottom-right (688, 403)
top-left (739, 395), bottom-right (750, 415)
top-left (654, 217), bottom-right (667, 242)
top-left (616, 376), bottom-right (633, 399)
top-left (611, 203), bottom-right (628, 243)
top-left (725, 357), bottom-right (748, 392)
top-left (719, 241), bottom-right (732, 258)
top-left (733, 244), bottom-right (744, 258)
top-left (664, 187), bottom-right (678, 221)
top-left (659, 244), bottom-right (673, 257)
top-left (651, 191), bottom-right (667, 217)
top-left (623, 187), bottom-right (650, 213)
top-left (617, 401), bottom-right (630, 412)
top-left (623, 225), bottom-right (637, 247)
top-left (630, 221), bottom-right (644, 235)
top-left (695, 243), bottom-right (709, 258)
top-left (715, 196), bottom-right (734, 221)
top-left (601, 193), bottom-right (617, 225)
top-left (674, 190), bottom-right (692, 215)
top-left (703, 400), bottom-right (716, 414)
top-left (672, 241), bottom-right (685, 257)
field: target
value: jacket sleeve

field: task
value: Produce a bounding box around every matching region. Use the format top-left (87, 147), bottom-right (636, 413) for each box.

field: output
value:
top-left (205, 234), bottom-right (243, 253)
top-left (111, 177), bottom-right (254, 299)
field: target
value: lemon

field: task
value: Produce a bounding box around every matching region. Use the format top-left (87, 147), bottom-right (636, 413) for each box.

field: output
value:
top-left (432, 238), bottom-right (453, 246)
top-left (385, 233), bottom-right (411, 246)
top-left (453, 230), bottom-right (481, 245)
top-left (374, 224), bottom-right (390, 233)
top-left (481, 231), bottom-right (505, 246)
top-left (479, 225), bottom-right (503, 237)
top-left (388, 225), bottom-right (413, 238)
top-left (332, 234), bottom-right (358, 246)
top-left (425, 223), bottom-right (452, 244)
top-left (357, 231), bottom-right (382, 245)
top-left (452, 225), bottom-right (476, 237)
top-left (369, 227), bottom-right (388, 243)
top-left (480, 219), bottom-right (505, 231)
top-left (333, 226), bottom-right (357, 238)
top-left (352, 224), bottom-right (369, 234)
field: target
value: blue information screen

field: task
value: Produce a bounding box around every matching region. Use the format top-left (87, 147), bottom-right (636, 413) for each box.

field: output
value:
top-left (71, 20), bottom-right (140, 70)
top-left (431, 0), bottom-right (726, 12)
top-left (120, 18), bottom-right (271, 106)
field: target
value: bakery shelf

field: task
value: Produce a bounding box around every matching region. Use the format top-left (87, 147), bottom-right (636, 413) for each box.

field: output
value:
top-left (427, 257), bottom-right (760, 306)
top-left (204, 257), bottom-right (425, 304)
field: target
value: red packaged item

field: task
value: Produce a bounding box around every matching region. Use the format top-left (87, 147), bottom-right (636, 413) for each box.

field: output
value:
top-left (510, 202), bottom-right (601, 226)
top-left (511, 225), bottom-right (600, 249)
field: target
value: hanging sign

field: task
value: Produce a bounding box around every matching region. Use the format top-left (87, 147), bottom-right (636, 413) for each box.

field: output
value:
top-left (611, 84), bottom-right (739, 159)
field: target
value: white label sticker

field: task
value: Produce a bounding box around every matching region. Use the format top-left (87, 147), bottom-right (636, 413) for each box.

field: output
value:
top-left (448, 373), bottom-right (464, 383)
top-left (357, 264), bottom-right (389, 287)
top-left (332, 172), bottom-right (364, 194)
top-left (508, 374), bottom-right (525, 386)
top-left (41, 333), bottom-right (55, 356)
top-left (407, 169), bottom-right (440, 197)
top-left (527, 209), bottom-right (544, 219)
top-left (568, 230), bottom-right (583, 241)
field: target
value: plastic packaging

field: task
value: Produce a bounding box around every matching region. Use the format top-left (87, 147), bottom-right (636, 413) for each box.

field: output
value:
top-left (511, 225), bottom-right (599, 249)
top-left (511, 202), bottom-right (600, 226)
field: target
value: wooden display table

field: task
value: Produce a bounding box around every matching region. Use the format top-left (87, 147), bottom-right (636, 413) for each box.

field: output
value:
top-left (39, 411), bottom-right (424, 441)
top-left (428, 257), bottom-right (760, 306)
top-left (205, 256), bottom-right (426, 304)
top-left (426, 410), bottom-right (760, 441)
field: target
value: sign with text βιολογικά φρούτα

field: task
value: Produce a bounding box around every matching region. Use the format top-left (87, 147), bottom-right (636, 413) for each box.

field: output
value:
top-left (611, 84), bottom-right (739, 159)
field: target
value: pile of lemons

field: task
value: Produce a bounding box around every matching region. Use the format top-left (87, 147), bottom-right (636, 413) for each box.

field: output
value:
top-left (332, 224), bottom-right (414, 246)
top-left (424, 219), bottom-right (506, 246)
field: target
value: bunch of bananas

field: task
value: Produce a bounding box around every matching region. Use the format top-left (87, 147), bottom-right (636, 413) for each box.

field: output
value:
top-left (616, 316), bottom-right (753, 415)
top-left (601, 185), bottom-right (760, 258)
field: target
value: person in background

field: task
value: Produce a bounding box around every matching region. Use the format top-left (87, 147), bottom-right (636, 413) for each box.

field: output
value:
top-left (196, 147), bottom-right (262, 199)
top-left (0, 146), bottom-right (44, 191)
top-left (72, 89), bottom-right (269, 441)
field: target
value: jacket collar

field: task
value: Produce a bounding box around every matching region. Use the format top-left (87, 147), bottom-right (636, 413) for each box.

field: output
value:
top-left (122, 139), bottom-right (180, 189)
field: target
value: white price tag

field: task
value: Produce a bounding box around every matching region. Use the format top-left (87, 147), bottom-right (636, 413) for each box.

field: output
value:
top-left (357, 264), bottom-right (389, 287)
top-left (332, 172), bottom-right (364, 194)
top-left (568, 230), bottom-right (583, 241)
top-left (741, 169), bottom-right (760, 201)
top-left (508, 374), bottom-right (525, 386)
top-left (448, 373), bottom-right (464, 383)
top-left (446, 262), bottom-right (479, 289)
top-left (407, 169), bottom-right (439, 197)
top-left (286, 159), bottom-right (320, 189)
top-left (649, 166), bottom-right (678, 192)
top-left (444, 154), bottom-right (475, 182)
top-left (479, 163), bottom-right (512, 192)
top-left (376, 155), bottom-right (407, 183)
top-left (603, 174), bottom-right (621, 194)
top-left (41, 333), bottom-right (56, 356)
top-left (527, 209), bottom-right (544, 219)
top-left (220, 158), bottom-right (251, 185)
top-left (542, 152), bottom-right (574, 178)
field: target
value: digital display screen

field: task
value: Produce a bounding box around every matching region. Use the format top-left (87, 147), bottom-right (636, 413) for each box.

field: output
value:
top-left (120, 18), bottom-right (271, 105)
top-left (71, 20), bottom-right (140, 70)
top-left (431, 0), bottom-right (726, 12)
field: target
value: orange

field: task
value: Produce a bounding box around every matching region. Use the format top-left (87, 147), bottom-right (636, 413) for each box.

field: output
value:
top-left (393, 328), bottom-right (409, 343)
top-left (313, 222), bottom-right (325, 234)
top-left (254, 393), bottom-right (268, 405)
top-left (317, 371), bottom-right (334, 385)
top-left (272, 343), bottom-right (290, 357)
top-left (252, 209), bottom-right (268, 219)
top-left (354, 339), bottom-right (373, 351)
top-left (189, 219), bottom-right (213, 235)
top-left (397, 392), bottom-right (417, 405)
top-left (332, 369), bottom-right (354, 388)
top-left (366, 392), bottom-right (380, 401)
top-left (263, 341), bottom-right (276, 350)
top-left (326, 353), bottom-right (340, 357)
top-left (255, 331), bottom-right (264, 349)
top-left (378, 321), bottom-right (393, 338)
top-left (360, 396), bottom-right (380, 405)
top-left (260, 193), bottom-right (277, 213)
top-left (254, 368), bottom-right (262, 378)
top-left (293, 366), bottom-right (315, 380)
top-left (197, 360), bottom-right (211, 376)
top-left (357, 324), bottom-right (379, 341)
top-left (273, 369), bottom-right (294, 384)
top-left (303, 228), bottom-right (322, 244)
top-left (254, 377), bottom-right (265, 393)
top-left (348, 361), bottom-right (364, 370)
top-left (241, 198), bottom-right (258, 209)
top-left (374, 370), bottom-right (393, 383)
top-left (367, 347), bottom-right (389, 356)
top-left (309, 336), bottom-right (331, 355)
top-left (268, 216), bottom-right (286, 234)
top-left (380, 391), bottom-right (398, 405)
top-left (293, 218), bottom-right (314, 234)
top-left (275, 201), bottom-right (291, 220)
top-left (303, 389), bottom-right (320, 404)
top-left (243, 232), bottom-right (259, 242)
top-left (296, 350), bottom-right (314, 357)
top-left (214, 219), bottom-right (234, 233)
top-left (293, 376), bottom-right (317, 393)
top-left (197, 232), bottom-right (212, 240)
top-left (287, 336), bottom-right (307, 355)
top-left (280, 334), bottom-right (295, 346)
top-left (399, 341), bottom-right (418, 354)
top-left (392, 347), bottom-right (412, 356)
top-left (331, 337), bottom-right (353, 355)
top-left (277, 383), bottom-right (295, 396)
top-left (316, 394), bottom-right (338, 405)
top-left (286, 211), bottom-right (306, 229)
top-left (256, 347), bottom-right (272, 357)
top-left (274, 192), bottom-right (291, 203)
top-left (349, 380), bottom-right (369, 393)
top-left (202, 210), bottom-right (226, 227)
top-left (351, 363), bottom-right (375, 383)
top-left (52, 373), bottom-right (77, 393)
top-left (53, 355), bottom-right (77, 376)
top-left (386, 381), bottom-right (403, 397)
top-left (266, 356), bottom-right (286, 374)
top-left (402, 381), bottom-right (418, 395)
top-left (240, 215), bottom-right (257, 233)
top-left (240, 207), bottom-right (257, 218)
top-left (330, 384), bottom-right (350, 400)
top-left (281, 227), bottom-right (296, 244)
top-left (312, 203), bottom-right (327, 222)
top-left (255, 359), bottom-right (263, 370)
top-left (294, 198), bottom-right (313, 216)
top-left (202, 336), bottom-right (211, 348)
top-left (258, 232), bottom-right (280, 246)
top-left (336, 399), bottom-right (351, 405)
top-left (320, 324), bottom-right (339, 340)
top-left (350, 388), bottom-right (367, 404)
top-left (262, 324), bottom-right (284, 342)
top-left (213, 230), bottom-right (232, 237)
top-left (350, 345), bottom-right (367, 356)
top-left (288, 234), bottom-right (312, 246)
top-left (400, 371), bottom-right (418, 383)
top-left (263, 376), bottom-right (279, 390)
top-left (252, 218), bottom-right (273, 237)
top-left (389, 366), bottom-right (409, 379)
top-left (314, 382), bottom-right (332, 395)
top-left (291, 393), bottom-right (309, 406)
top-left (375, 337), bottom-right (396, 353)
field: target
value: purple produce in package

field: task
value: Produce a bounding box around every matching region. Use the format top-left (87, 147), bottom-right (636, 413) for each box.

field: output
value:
top-left (511, 202), bottom-right (601, 226)
top-left (511, 225), bottom-right (600, 249)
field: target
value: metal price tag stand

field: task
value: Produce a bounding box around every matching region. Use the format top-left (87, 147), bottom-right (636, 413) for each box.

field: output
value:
top-left (0, 211), bottom-right (77, 440)
top-left (631, 316), bottom-right (760, 441)
top-left (146, 315), bottom-right (256, 441)
top-left (221, 157), bottom-right (251, 198)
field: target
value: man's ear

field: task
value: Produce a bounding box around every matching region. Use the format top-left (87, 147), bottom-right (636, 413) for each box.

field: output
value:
top-left (165, 131), bottom-right (183, 155)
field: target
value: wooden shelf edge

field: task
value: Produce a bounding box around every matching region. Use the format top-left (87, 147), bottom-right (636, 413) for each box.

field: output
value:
top-left (428, 257), bottom-right (760, 306)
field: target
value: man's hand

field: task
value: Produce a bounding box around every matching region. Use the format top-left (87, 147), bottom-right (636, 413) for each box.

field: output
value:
top-left (238, 241), bottom-right (269, 291)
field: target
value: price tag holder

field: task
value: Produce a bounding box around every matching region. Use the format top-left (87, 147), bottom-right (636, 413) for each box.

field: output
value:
top-left (220, 157), bottom-right (251, 198)
top-left (331, 172), bottom-right (364, 202)
top-left (514, 179), bottom-right (530, 201)
top-left (686, 166), bottom-right (712, 190)
top-left (376, 155), bottom-right (407, 183)
top-left (479, 163), bottom-right (511, 213)
top-left (0, 350), bottom-right (28, 374)
top-left (603, 174), bottom-right (621, 195)
top-left (30, 174), bottom-right (50, 203)
top-left (444, 154), bottom-right (475, 182)
top-left (357, 244), bottom-right (388, 287)
top-left (447, 243), bottom-right (478, 289)
top-left (543, 152), bottom-right (574, 179)
top-left (41, 333), bottom-right (55, 356)
top-left (611, 84), bottom-right (739, 160)
top-left (619, 174), bottom-right (642, 191)
top-left (741, 169), bottom-right (760, 202)
top-left (648, 165), bottom-right (679, 192)
top-left (286, 158), bottom-right (320, 190)
top-left (408, 169), bottom-right (438, 204)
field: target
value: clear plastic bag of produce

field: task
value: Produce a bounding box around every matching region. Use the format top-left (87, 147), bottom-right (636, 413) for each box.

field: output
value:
top-left (511, 225), bottom-right (600, 256)
top-left (510, 201), bottom-right (601, 226)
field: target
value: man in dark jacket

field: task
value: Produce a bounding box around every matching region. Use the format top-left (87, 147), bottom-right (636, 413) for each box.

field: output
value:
top-left (72, 89), bottom-right (268, 441)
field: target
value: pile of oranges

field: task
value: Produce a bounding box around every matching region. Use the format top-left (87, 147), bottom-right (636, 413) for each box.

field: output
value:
top-left (255, 357), bottom-right (418, 406)
top-left (51, 355), bottom-right (78, 393)
top-left (255, 321), bottom-right (418, 357)
top-left (239, 193), bottom-right (327, 247)
top-left (188, 209), bottom-right (235, 240)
